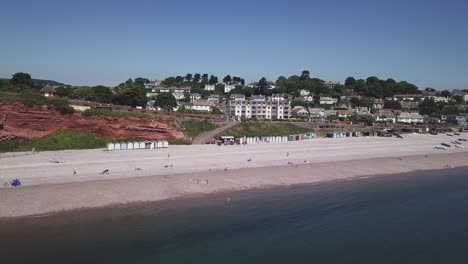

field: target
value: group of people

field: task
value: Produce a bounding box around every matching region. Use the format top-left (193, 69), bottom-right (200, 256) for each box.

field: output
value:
top-left (3, 178), bottom-right (21, 188)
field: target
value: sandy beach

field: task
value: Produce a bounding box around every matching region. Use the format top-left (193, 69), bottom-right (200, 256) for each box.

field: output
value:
top-left (1, 133), bottom-right (468, 218)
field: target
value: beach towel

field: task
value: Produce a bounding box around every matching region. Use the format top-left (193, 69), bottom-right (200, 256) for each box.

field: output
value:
top-left (11, 179), bottom-right (21, 187)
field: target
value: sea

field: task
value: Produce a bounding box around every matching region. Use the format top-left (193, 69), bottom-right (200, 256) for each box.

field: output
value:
top-left (1, 168), bottom-right (468, 264)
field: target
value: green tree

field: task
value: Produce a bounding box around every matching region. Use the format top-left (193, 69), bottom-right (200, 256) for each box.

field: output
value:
top-left (442, 105), bottom-right (460, 115)
top-left (134, 77), bottom-right (149, 87)
top-left (55, 86), bottom-right (73, 97)
top-left (256, 77), bottom-right (268, 95)
top-left (113, 85), bottom-right (148, 107)
top-left (193, 73), bottom-right (201, 84)
top-left (223, 75), bottom-right (232, 84)
top-left (419, 98), bottom-right (438, 115)
top-left (154, 93), bottom-right (177, 111)
top-left (10, 72), bottom-right (34, 89)
top-left (441, 90), bottom-right (451, 98)
top-left (184, 73), bottom-right (193, 84)
top-left (92, 85), bottom-right (113, 103)
top-left (345, 77), bottom-right (356, 88)
top-left (71, 87), bottom-right (96, 101)
top-left (425, 87), bottom-right (436, 92)
top-left (452, 95), bottom-right (464, 104)
top-left (208, 75), bottom-right (218, 85)
top-left (359, 97), bottom-right (374, 109)
top-left (300, 70), bottom-right (310, 80)
top-left (383, 100), bottom-right (402, 110)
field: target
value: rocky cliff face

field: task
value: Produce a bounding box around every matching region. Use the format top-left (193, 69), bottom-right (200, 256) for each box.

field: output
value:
top-left (0, 102), bottom-right (184, 141)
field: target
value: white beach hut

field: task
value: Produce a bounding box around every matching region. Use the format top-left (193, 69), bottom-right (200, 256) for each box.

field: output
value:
top-left (107, 143), bottom-right (115, 151)
top-left (127, 142), bottom-right (134, 150)
top-left (132, 142), bottom-right (139, 149)
top-left (114, 143), bottom-right (121, 150)
top-left (120, 142), bottom-right (128, 150)
top-left (139, 142), bottom-right (145, 149)
top-left (162, 141), bottom-right (169, 148)
top-left (282, 136), bottom-right (288, 142)
top-left (156, 141), bottom-right (163, 148)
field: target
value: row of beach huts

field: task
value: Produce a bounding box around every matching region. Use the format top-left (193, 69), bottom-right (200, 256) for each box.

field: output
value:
top-left (106, 141), bottom-right (169, 151)
top-left (220, 133), bottom-right (317, 144)
top-left (326, 131), bottom-right (364, 138)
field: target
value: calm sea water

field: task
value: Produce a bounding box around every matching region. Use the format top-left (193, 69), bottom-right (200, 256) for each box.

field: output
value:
top-left (2, 168), bottom-right (468, 263)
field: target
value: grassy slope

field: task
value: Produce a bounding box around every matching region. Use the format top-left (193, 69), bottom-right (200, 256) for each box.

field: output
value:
top-left (0, 130), bottom-right (109, 153)
top-left (180, 120), bottom-right (218, 137)
top-left (218, 122), bottom-right (311, 138)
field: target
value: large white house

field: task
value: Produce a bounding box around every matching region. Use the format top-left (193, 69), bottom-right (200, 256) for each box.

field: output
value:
top-left (300, 89), bottom-right (310, 96)
top-left (204, 84), bottom-right (215, 91)
top-left (224, 84), bottom-right (235, 93)
top-left (269, 94), bottom-right (285, 101)
top-left (374, 110), bottom-right (396, 123)
top-left (185, 103), bottom-right (212, 112)
top-left (228, 99), bottom-right (291, 120)
top-left (397, 112), bottom-right (424, 123)
top-left (172, 92), bottom-right (185, 100)
top-left (319, 97), bottom-right (338, 105)
top-left (230, 94), bottom-right (245, 101)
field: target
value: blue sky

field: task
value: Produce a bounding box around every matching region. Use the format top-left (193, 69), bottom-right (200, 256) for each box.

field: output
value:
top-left (1, 0), bottom-right (467, 89)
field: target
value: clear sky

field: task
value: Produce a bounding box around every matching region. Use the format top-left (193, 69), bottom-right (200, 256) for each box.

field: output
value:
top-left (1, 0), bottom-right (467, 89)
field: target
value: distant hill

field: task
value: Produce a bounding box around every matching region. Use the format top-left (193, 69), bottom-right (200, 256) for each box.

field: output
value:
top-left (0, 78), bottom-right (71, 87)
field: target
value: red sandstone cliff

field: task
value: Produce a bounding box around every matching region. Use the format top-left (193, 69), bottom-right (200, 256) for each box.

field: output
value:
top-left (0, 102), bottom-right (184, 141)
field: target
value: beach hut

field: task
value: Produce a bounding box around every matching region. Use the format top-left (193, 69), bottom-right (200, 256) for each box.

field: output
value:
top-left (120, 142), bottom-right (128, 150)
top-left (106, 143), bottom-right (115, 151)
top-left (132, 142), bottom-right (139, 149)
top-left (254, 137), bottom-right (260, 143)
top-left (127, 142), bottom-right (134, 150)
top-left (295, 134), bottom-right (301, 141)
top-left (282, 136), bottom-right (288, 142)
top-left (288, 135), bottom-right (295, 141)
top-left (162, 141), bottom-right (169, 148)
top-left (156, 141), bottom-right (163, 148)
top-left (114, 143), bottom-right (121, 150)
top-left (276, 136), bottom-right (282, 143)
top-left (139, 142), bottom-right (145, 149)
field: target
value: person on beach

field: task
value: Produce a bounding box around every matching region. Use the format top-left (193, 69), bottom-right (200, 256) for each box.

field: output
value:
top-left (100, 169), bottom-right (109, 175)
top-left (287, 152), bottom-right (289, 157)
top-left (73, 170), bottom-right (77, 175)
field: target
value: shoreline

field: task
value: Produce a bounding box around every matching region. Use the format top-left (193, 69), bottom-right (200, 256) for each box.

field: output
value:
top-left (1, 151), bottom-right (467, 218)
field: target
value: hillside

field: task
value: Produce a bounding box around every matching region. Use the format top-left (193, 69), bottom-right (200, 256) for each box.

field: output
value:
top-left (0, 101), bottom-right (184, 143)
top-left (0, 78), bottom-right (70, 87)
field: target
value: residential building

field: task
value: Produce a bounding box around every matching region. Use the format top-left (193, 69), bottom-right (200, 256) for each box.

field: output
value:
top-left (373, 99), bottom-right (385, 109)
top-left (425, 96), bottom-right (449, 103)
top-left (190, 93), bottom-right (202, 100)
top-left (224, 84), bottom-right (235, 93)
top-left (397, 112), bottom-right (424, 123)
top-left (40, 85), bottom-right (56, 97)
top-left (323, 81), bottom-right (340, 89)
top-left (228, 99), bottom-right (291, 120)
top-left (374, 110), bottom-right (396, 123)
top-left (149, 86), bottom-right (191, 95)
top-left (144, 80), bottom-right (162, 89)
top-left (401, 100), bottom-right (420, 110)
top-left (185, 102), bottom-right (212, 112)
top-left (318, 96), bottom-right (338, 105)
top-left (302, 95), bottom-right (314, 102)
top-left (323, 110), bottom-right (338, 117)
top-left (204, 84), bottom-right (215, 91)
top-left (291, 106), bottom-right (309, 118)
top-left (308, 108), bottom-right (325, 118)
top-left (172, 92), bottom-right (185, 100)
top-left (337, 110), bottom-right (353, 118)
top-left (269, 94), bottom-right (285, 101)
top-left (207, 95), bottom-right (220, 104)
top-left (252, 95), bottom-right (266, 101)
top-left (300, 89), bottom-right (310, 96)
top-left (230, 94), bottom-right (245, 101)
top-left (394, 94), bottom-right (423, 101)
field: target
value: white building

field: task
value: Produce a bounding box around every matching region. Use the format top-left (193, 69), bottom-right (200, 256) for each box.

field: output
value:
top-left (185, 103), bottom-right (212, 112)
top-left (397, 112), bottom-right (424, 123)
top-left (252, 95), bottom-right (266, 102)
top-left (228, 99), bottom-right (291, 120)
top-left (374, 110), bottom-right (396, 123)
top-left (207, 95), bottom-right (220, 104)
top-left (172, 92), bottom-right (185, 100)
top-left (224, 84), bottom-right (235, 93)
top-left (300, 89), bottom-right (310, 96)
top-left (190, 93), bottom-right (202, 100)
top-left (269, 94), bottom-right (285, 101)
top-left (308, 108), bottom-right (324, 118)
top-left (204, 84), bottom-right (215, 91)
top-left (319, 97), bottom-right (338, 105)
top-left (302, 95), bottom-right (314, 102)
top-left (40, 85), bottom-right (56, 97)
top-left (144, 80), bottom-right (162, 89)
top-left (230, 94), bottom-right (245, 101)
top-left (324, 81), bottom-right (340, 89)
top-left (425, 96), bottom-right (450, 103)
